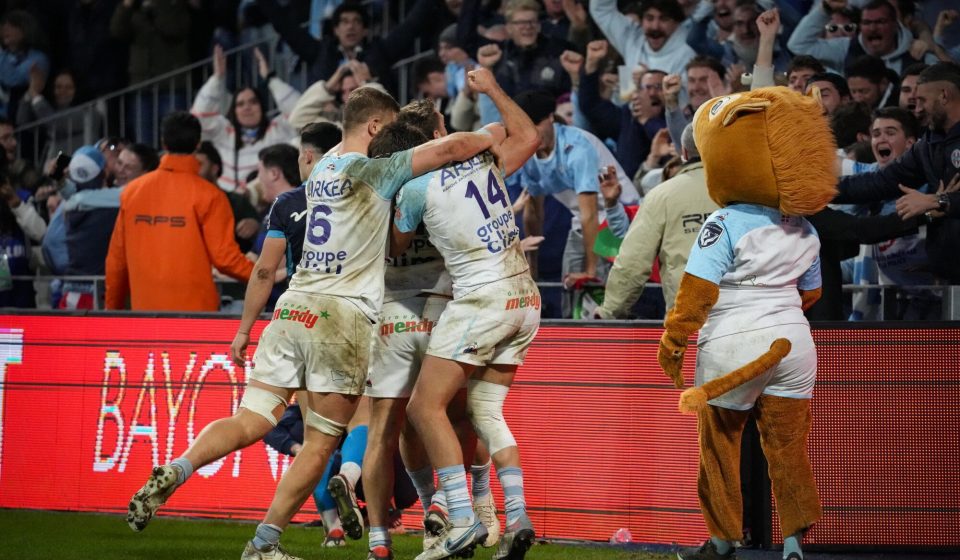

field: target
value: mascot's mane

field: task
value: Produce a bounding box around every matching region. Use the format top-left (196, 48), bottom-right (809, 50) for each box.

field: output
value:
top-left (694, 86), bottom-right (838, 217)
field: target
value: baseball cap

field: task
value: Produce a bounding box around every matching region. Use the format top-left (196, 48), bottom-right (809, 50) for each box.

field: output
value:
top-left (68, 145), bottom-right (106, 188)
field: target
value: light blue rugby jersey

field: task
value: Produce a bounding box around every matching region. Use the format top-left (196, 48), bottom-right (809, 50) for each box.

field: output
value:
top-left (686, 203), bottom-right (821, 343)
top-left (518, 123), bottom-right (638, 229)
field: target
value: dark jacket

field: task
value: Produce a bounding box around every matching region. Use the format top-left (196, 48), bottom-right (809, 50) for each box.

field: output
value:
top-left (806, 207), bottom-right (920, 320)
top-left (578, 70), bottom-right (666, 178)
top-left (491, 34), bottom-right (573, 99)
top-left (257, 0), bottom-right (452, 93)
top-left (835, 122), bottom-right (960, 282)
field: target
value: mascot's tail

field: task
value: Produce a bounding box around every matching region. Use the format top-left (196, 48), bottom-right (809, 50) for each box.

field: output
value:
top-left (678, 339), bottom-right (791, 414)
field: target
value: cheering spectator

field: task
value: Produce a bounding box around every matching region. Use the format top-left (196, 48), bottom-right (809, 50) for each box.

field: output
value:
top-left (0, 118), bottom-right (40, 193)
top-left (590, 0), bottom-right (696, 77)
top-left (0, 10), bottom-right (50, 120)
top-left (835, 62), bottom-right (960, 284)
top-left (662, 56), bottom-right (727, 151)
top-left (578, 39), bottom-right (667, 178)
top-left (192, 45), bottom-right (300, 193)
top-left (16, 69), bottom-right (101, 158)
top-left (476, 0), bottom-right (574, 117)
top-left (788, 0), bottom-right (937, 76)
top-left (0, 171), bottom-right (41, 307)
top-left (258, 0), bottom-right (453, 92)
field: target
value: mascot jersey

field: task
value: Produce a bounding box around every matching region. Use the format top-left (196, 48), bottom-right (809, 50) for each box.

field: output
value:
top-left (686, 203), bottom-right (822, 345)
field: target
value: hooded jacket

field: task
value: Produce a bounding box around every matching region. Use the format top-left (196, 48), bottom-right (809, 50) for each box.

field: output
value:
top-left (787, 4), bottom-right (936, 76)
top-left (590, 0), bottom-right (697, 76)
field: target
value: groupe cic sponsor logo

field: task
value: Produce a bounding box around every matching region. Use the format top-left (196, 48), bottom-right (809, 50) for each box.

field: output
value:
top-left (505, 293), bottom-right (541, 310)
top-left (380, 318), bottom-right (436, 336)
top-left (272, 307), bottom-right (321, 329)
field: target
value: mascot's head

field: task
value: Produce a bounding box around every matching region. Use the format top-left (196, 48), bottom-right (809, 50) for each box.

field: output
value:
top-left (692, 86), bottom-right (837, 216)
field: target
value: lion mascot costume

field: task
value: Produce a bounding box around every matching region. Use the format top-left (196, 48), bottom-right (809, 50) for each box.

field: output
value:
top-left (658, 86), bottom-right (837, 560)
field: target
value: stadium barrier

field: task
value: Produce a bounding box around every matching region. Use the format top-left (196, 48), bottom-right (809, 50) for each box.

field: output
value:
top-left (0, 312), bottom-right (956, 551)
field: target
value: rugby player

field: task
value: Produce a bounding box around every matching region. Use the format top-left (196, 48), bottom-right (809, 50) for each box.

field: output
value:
top-left (126, 86), bottom-right (506, 560)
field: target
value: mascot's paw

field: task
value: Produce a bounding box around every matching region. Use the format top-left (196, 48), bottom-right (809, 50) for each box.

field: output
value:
top-left (657, 337), bottom-right (686, 389)
top-left (678, 387), bottom-right (708, 415)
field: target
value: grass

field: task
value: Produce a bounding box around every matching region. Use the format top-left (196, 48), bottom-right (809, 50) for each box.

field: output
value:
top-left (0, 509), bottom-right (673, 560)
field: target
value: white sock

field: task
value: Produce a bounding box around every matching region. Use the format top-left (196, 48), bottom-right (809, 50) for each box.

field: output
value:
top-left (340, 462), bottom-right (362, 488)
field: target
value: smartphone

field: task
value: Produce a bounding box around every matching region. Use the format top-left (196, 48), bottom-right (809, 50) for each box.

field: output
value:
top-left (51, 152), bottom-right (70, 181)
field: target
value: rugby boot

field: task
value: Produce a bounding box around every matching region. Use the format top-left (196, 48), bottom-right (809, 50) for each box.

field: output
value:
top-left (424, 503), bottom-right (450, 537)
top-left (492, 514), bottom-right (535, 560)
top-left (240, 541), bottom-right (302, 560)
top-left (127, 464), bottom-right (180, 532)
top-left (322, 527), bottom-right (346, 547)
top-left (473, 493), bottom-right (500, 547)
top-left (415, 520), bottom-right (488, 560)
top-left (328, 473), bottom-right (364, 540)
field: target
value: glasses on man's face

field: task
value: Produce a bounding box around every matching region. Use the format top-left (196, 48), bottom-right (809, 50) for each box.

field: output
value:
top-left (508, 19), bottom-right (539, 28)
top-left (825, 23), bottom-right (857, 33)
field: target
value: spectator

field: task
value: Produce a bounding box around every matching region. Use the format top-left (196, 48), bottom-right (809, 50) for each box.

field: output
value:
top-left (97, 137), bottom-right (130, 188)
top-left (788, 0), bottom-right (937, 76)
top-left (43, 145), bottom-right (126, 308)
top-left (808, 72), bottom-right (852, 116)
top-left (195, 140), bottom-right (261, 254)
top-left (476, 0), bottom-right (574, 111)
top-left (516, 90), bottom-right (640, 318)
top-left (831, 102), bottom-right (874, 159)
top-left (590, 0), bottom-right (697, 77)
top-left (114, 143), bottom-right (159, 187)
top-left (578, 40), bottom-right (667, 178)
top-left (437, 24), bottom-right (475, 102)
top-left (662, 56), bottom-right (727, 151)
top-left (0, 10), bottom-right (50, 120)
top-left (787, 55), bottom-right (826, 93)
top-left (105, 111), bottom-right (254, 311)
top-left (0, 117), bottom-right (40, 193)
top-left (898, 62), bottom-right (928, 113)
top-left (598, 123), bottom-right (718, 319)
top-left (413, 57), bottom-right (453, 131)
top-left (689, 0), bottom-right (791, 73)
top-left (540, 0), bottom-right (591, 49)
top-left (835, 62), bottom-right (960, 283)
top-left (823, 5), bottom-right (860, 40)
top-left (257, 0), bottom-right (453, 92)
top-left (932, 8), bottom-right (960, 62)
top-left (845, 107), bottom-right (939, 320)
top-left (0, 171), bottom-right (40, 307)
top-left (192, 45), bottom-right (301, 193)
top-left (16, 69), bottom-right (102, 158)
top-left (846, 55), bottom-right (898, 108)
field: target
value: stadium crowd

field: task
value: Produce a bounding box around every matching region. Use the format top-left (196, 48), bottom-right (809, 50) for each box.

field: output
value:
top-left (0, 0), bottom-right (958, 320)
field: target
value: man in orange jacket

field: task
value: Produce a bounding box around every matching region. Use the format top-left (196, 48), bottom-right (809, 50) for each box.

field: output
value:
top-left (105, 112), bottom-right (254, 311)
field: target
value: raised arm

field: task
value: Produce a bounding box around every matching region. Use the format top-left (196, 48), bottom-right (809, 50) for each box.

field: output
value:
top-left (466, 67), bottom-right (539, 176)
top-left (410, 129), bottom-right (503, 177)
top-left (787, 2), bottom-right (847, 72)
top-left (589, 0), bottom-right (639, 56)
top-left (191, 46), bottom-right (231, 139)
